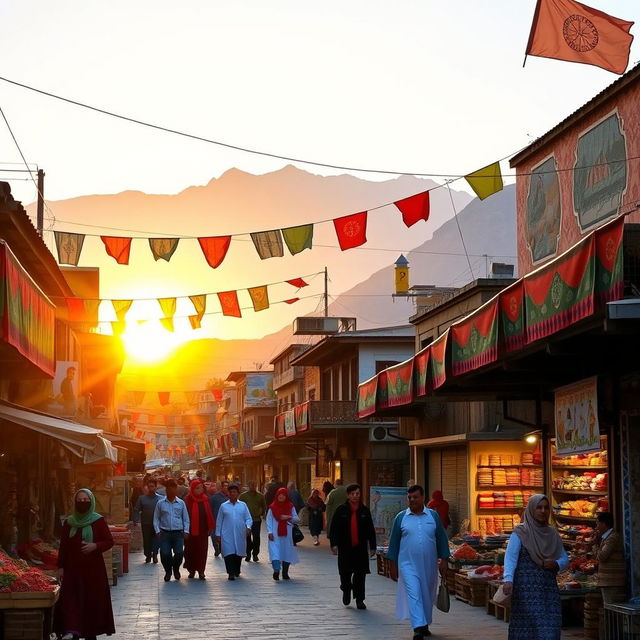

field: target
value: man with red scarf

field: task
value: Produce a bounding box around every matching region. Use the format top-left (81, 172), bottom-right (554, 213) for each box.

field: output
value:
top-left (329, 483), bottom-right (376, 610)
top-left (183, 480), bottom-right (215, 580)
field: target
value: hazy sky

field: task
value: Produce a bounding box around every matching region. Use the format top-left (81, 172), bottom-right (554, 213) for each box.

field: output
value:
top-left (1, 0), bottom-right (638, 205)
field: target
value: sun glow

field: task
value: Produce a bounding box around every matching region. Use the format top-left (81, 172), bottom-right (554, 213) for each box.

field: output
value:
top-left (121, 321), bottom-right (189, 362)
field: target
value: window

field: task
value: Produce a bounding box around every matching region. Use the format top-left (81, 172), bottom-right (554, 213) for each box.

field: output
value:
top-left (308, 388), bottom-right (316, 401)
top-left (376, 360), bottom-right (399, 374)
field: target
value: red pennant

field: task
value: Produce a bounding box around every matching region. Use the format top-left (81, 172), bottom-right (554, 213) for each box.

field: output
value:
top-left (212, 389), bottom-right (223, 402)
top-left (101, 236), bottom-right (132, 264)
top-left (394, 191), bottom-right (430, 228)
top-left (66, 297), bottom-right (86, 323)
top-left (198, 236), bottom-right (232, 269)
top-left (286, 278), bottom-right (309, 289)
top-left (333, 211), bottom-right (367, 250)
top-left (158, 392), bottom-right (170, 406)
top-left (284, 298), bottom-right (300, 304)
top-left (218, 291), bottom-right (242, 317)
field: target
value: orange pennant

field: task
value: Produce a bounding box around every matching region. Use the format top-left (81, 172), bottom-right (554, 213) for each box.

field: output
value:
top-left (101, 236), bottom-right (132, 264)
top-left (217, 291), bottom-right (242, 317)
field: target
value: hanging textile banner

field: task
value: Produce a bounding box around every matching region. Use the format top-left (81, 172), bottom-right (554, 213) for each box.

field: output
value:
top-left (464, 161), bottom-right (504, 200)
top-left (248, 286), bottom-right (270, 312)
top-left (188, 315), bottom-right (202, 329)
top-left (101, 236), bottom-right (132, 265)
top-left (188, 294), bottom-right (206, 329)
top-left (282, 224), bottom-right (313, 256)
top-left (283, 409), bottom-right (296, 437)
top-left (133, 391), bottom-right (145, 406)
top-left (149, 238), bottom-right (179, 262)
top-left (274, 413), bottom-right (287, 439)
top-left (294, 401), bottom-right (310, 433)
top-left (158, 392), bottom-right (170, 406)
top-left (112, 299), bottom-right (133, 322)
top-left (334, 211), bottom-right (367, 250)
top-left (394, 191), bottom-right (430, 228)
top-left (198, 236), bottom-right (231, 269)
top-left (594, 215), bottom-right (625, 305)
top-left (286, 278), bottom-right (308, 289)
top-left (54, 231), bottom-right (85, 266)
top-left (384, 358), bottom-right (414, 407)
top-left (499, 280), bottom-right (526, 353)
top-left (66, 298), bottom-right (100, 324)
top-left (111, 321), bottom-right (126, 336)
top-left (357, 374), bottom-right (378, 419)
top-left (160, 318), bottom-right (174, 332)
top-left (430, 331), bottom-right (449, 389)
top-left (158, 297), bottom-right (177, 320)
top-left (451, 298), bottom-right (499, 375)
top-left (250, 230), bottom-right (284, 259)
top-left (0, 243), bottom-right (55, 377)
top-left (554, 376), bottom-right (601, 455)
top-left (413, 346), bottom-right (431, 397)
top-left (524, 235), bottom-right (595, 344)
top-left (217, 290), bottom-right (242, 317)
top-left (376, 370), bottom-right (390, 410)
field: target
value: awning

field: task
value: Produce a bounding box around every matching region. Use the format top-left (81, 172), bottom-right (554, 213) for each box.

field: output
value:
top-left (252, 441), bottom-right (272, 452)
top-left (145, 458), bottom-right (167, 469)
top-left (0, 400), bottom-right (117, 463)
top-left (200, 455), bottom-right (222, 464)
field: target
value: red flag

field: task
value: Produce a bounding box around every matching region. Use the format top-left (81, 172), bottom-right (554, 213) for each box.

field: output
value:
top-left (158, 392), bottom-right (170, 406)
top-left (526, 0), bottom-right (634, 74)
top-left (286, 278), bottom-right (309, 289)
top-left (284, 298), bottom-right (299, 304)
top-left (101, 236), bottom-right (132, 264)
top-left (218, 291), bottom-right (242, 317)
top-left (66, 297), bottom-right (86, 323)
top-left (394, 191), bottom-right (430, 227)
top-left (212, 389), bottom-right (223, 402)
top-left (333, 211), bottom-right (368, 250)
top-left (198, 236), bottom-right (232, 269)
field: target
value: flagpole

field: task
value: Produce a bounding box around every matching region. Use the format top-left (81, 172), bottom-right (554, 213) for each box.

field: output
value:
top-left (523, 0), bottom-right (542, 69)
top-left (324, 266), bottom-right (328, 317)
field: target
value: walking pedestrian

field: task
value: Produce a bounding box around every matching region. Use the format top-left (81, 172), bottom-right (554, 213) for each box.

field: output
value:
top-left (325, 478), bottom-right (347, 536)
top-left (264, 476), bottom-right (284, 506)
top-left (153, 478), bottom-right (190, 582)
top-left (386, 484), bottom-right (451, 639)
top-left (239, 481), bottom-right (266, 562)
top-left (267, 487), bottom-right (300, 581)
top-left (53, 489), bottom-right (115, 640)
top-left (184, 479), bottom-right (215, 580)
top-left (322, 480), bottom-right (334, 499)
top-left (215, 483), bottom-right (252, 580)
top-left (427, 489), bottom-right (451, 530)
top-left (306, 489), bottom-right (326, 546)
top-left (503, 494), bottom-right (568, 640)
top-left (209, 480), bottom-right (229, 557)
top-left (132, 478), bottom-right (161, 563)
top-left (176, 476), bottom-right (189, 499)
top-left (329, 483), bottom-right (376, 610)
top-left (287, 481), bottom-right (305, 512)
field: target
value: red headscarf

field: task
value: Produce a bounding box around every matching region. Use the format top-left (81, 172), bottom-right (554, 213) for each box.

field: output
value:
top-left (269, 487), bottom-right (294, 537)
top-left (427, 490), bottom-right (451, 528)
top-left (186, 479), bottom-right (215, 534)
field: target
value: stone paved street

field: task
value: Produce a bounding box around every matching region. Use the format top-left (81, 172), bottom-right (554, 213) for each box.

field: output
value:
top-left (111, 528), bottom-right (584, 640)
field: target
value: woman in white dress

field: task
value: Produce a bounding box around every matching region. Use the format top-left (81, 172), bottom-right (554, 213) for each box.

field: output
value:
top-left (267, 487), bottom-right (299, 580)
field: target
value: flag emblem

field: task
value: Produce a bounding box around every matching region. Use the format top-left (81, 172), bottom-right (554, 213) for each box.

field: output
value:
top-left (563, 15), bottom-right (599, 51)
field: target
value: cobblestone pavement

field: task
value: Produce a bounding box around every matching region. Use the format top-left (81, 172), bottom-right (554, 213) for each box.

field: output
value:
top-left (111, 528), bottom-right (584, 640)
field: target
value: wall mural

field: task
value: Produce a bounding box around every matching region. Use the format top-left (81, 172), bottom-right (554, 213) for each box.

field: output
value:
top-left (573, 112), bottom-right (627, 231)
top-left (526, 156), bottom-right (562, 264)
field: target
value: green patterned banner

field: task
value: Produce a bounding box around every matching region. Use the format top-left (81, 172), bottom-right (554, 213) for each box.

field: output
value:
top-left (384, 358), bottom-right (414, 407)
top-left (414, 346), bottom-right (431, 397)
top-left (430, 331), bottom-right (448, 389)
top-left (594, 216), bottom-right (624, 304)
top-left (357, 375), bottom-right (378, 418)
top-left (451, 298), bottom-right (498, 375)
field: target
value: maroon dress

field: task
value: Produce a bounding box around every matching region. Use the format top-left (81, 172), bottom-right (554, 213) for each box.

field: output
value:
top-left (54, 517), bottom-right (115, 637)
top-left (183, 500), bottom-right (210, 574)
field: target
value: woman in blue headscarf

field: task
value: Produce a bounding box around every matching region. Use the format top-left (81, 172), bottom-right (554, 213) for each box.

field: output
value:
top-left (53, 488), bottom-right (115, 640)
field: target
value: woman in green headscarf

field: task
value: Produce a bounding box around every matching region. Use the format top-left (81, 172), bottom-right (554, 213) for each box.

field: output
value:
top-left (54, 489), bottom-right (115, 640)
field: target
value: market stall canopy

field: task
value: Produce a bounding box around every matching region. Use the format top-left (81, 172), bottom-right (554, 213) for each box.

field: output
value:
top-left (145, 458), bottom-right (167, 469)
top-left (200, 455), bottom-right (222, 464)
top-left (0, 399), bottom-right (117, 462)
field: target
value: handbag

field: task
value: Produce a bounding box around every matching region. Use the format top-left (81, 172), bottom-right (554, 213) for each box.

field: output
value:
top-left (492, 583), bottom-right (512, 606)
top-left (436, 577), bottom-right (450, 613)
top-left (292, 524), bottom-right (304, 544)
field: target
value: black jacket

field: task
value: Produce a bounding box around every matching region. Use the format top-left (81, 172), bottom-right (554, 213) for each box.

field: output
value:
top-left (329, 502), bottom-right (377, 574)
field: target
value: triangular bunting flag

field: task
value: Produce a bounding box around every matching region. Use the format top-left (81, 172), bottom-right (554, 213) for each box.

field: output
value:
top-left (189, 294), bottom-right (206, 318)
top-left (111, 321), bottom-right (126, 336)
top-left (101, 236), bottom-right (132, 265)
top-left (185, 391), bottom-right (198, 405)
top-left (54, 231), bottom-right (85, 266)
top-left (282, 224), bottom-right (314, 255)
top-left (248, 286), bottom-right (270, 312)
top-left (160, 317), bottom-right (174, 332)
top-left (158, 392), bottom-right (170, 406)
top-left (149, 238), bottom-right (179, 262)
top-left (217, 291), bottom-right (242, 317)
top-left (284, 298), bottom-right (300, 304)
top-left (198, 236), bottom-right (232, 268)
top-left (250, 230), bottom-right (284, 259)
top-left (112, 300), bottom-right (133, 322)
top-left (286, 278), bottom-right (308, 289)
top-left (394, 191), bottom-right (430, 227)
top-left (133, 391), bottom-right (145, 406)
top-left (158, 297), bottom-right (177, 319)
top-left (188, 315), bottom-right (202, 330)
top-left (333, 211), bottom-right (367, 250)
top-left (464, 162), bottom-right (504, 200)
top-left (66, 298), bottom-right (100, 324)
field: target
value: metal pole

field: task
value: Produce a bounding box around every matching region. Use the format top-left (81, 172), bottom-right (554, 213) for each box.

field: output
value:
top-left (324, 266), bottom-right (328, 317)
top-left (36, 169), bottom-right (45, 237)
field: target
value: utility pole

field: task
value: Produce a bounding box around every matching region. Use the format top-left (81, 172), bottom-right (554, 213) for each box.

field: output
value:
top-left (36, 169), bottom-right (45, 237)
top-left (324, 266), bottom-right (328, 317)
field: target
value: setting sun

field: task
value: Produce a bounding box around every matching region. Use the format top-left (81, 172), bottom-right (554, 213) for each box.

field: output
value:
top-left (121, 321), bottom-right (190, 362)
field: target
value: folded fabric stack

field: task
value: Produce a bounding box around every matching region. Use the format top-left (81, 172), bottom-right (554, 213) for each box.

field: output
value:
top-left (493, 491), bottom-right (506, 508)
top-left (489, 454), bottom-right (501, 467)
top-left (521, 451), bottom-right (534, 465)
top-left (478, 454), bottom-right (489, 467)
top-left (492, 468), bottom-right (507, 485)
top-left (522, 491), bottom-right (535, 505)
top-left (529, 468), bottom-right (544, 486)
top-left (477, 469), bottom-right (493, 486)
top-left (520, 467), bottom-right (531, 485)
top-left (506, 468), bottom-right (520, 486)
top-left (478, 493), bottom-right (494, 509)
top-left (513, 491), bottom-right (524, 508)
top-left (505, 492), bottom-right (516, 508)
top-left (501, 454), bottom-right (513, 466)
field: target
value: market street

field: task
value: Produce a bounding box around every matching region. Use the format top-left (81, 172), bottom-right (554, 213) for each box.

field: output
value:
top-left (111, 531), bottom-right (583, 640)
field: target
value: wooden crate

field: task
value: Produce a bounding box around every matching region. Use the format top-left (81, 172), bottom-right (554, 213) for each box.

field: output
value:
top-left (0, 588), bottom-right (60, 610)
top-left (3, 608), bottom-right (44, 640)
top-left (468, 578), bottom-right (489, 606)
top-left (455, 573), bottom-right (472, 603)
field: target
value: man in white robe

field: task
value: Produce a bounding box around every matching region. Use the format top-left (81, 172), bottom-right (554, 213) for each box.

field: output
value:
top-left (215, 483), bottom-right (252, 580)
top-left (386, 485), bottom-right (450, 639)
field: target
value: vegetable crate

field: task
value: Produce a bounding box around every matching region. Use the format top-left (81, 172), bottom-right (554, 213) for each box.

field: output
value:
top-left (2, 609), bottom-right (44, 640)
top-left (486, 580), bottom-right (510, 623)
top-left (454, 573), bottom-right (487, 606)
top-left (376, 553), bottom-right (391, 578)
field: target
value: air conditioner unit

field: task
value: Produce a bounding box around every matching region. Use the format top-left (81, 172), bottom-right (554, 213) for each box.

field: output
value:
top-left (369, 426), bottom-right (399, 442)
top-left (293, 316), bottom-right (357, 335)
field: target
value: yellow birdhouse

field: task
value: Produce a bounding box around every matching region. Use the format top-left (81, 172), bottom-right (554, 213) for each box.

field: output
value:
top-left (394, 255), bottom-right (409, 294)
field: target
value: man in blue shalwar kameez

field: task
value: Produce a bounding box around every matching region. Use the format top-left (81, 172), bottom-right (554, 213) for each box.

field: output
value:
top-left (386, 485), bottom-right (450, 639)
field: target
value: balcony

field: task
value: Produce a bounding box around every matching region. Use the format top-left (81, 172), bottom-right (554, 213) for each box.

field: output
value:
top-left (273, 366), bottom-right (304, 391)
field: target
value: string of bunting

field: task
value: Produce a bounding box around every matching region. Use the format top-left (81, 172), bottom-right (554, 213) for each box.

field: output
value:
top-left (52, 162), bottom-right (503, 268)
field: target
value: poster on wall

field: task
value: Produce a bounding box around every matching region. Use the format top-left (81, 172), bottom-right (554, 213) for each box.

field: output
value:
top-left (369, 486), bottom-right (406, 547)
top-left (554, 376), bottom-right (600, 456)
top-left (52, 361), bottom-right (80, 417)
top-left (244, 374), bottom-right (276, 408)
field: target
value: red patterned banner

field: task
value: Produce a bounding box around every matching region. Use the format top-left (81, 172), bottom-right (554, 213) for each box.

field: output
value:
top-left (357, 375), bottom-right (378, 418)
top-left (274, 413), bottom-right (287, 439)
top-left (294, 401), bottom-right (310, 433)
top-left (451, 298), bottom-right (499, 375)
top-left (430, 331), bottom-right (448, 389)
top-left (384, 358), bottom-right (414, 407)
top-left (499, 280), bottom-right (525, 352)
top-left (414, 346), bottom-right (431, 397)
top-left (594, 216), bottom-right (625, 304)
